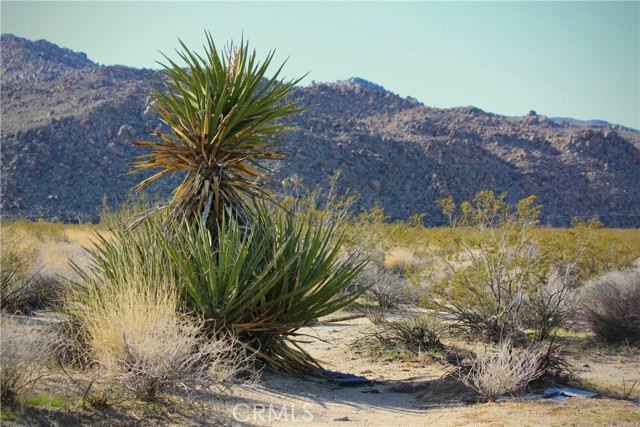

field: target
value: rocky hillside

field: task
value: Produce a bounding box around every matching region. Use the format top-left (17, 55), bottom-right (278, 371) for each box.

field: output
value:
top-left (2, 34), bottom-right (639, 226)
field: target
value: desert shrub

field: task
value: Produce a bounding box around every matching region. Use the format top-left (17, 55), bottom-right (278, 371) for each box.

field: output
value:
top-left (65, 243), bottom-right (252, 400)
top-left (352, 263), bottom-right (410, 314)
top-left (580, 269), bottom-right (640, 344)
top-left (1, 235), bottom-right (61, 314)
top-left (427, 191), bottom-right (582, 342)
top-left (358, 315), bottom-right (446, 359)
top-left (522, 269), bottom-right (578, 341)
top-left (381, 315), bottom-right (446, 355)
top-left (1, 317), bottom-right (57, 405)
top-left (460, 339), bottom-right (546, 401)
top-left (383, 247), bottom-right (415, 276)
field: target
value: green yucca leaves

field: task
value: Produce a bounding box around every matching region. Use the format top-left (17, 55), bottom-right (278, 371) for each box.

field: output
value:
top-left (69, 208), bottom-right (367, 375)
top-left (164, 206), bottom-right (367, 374)
top-left (130, 33), bottom-right (306, 232)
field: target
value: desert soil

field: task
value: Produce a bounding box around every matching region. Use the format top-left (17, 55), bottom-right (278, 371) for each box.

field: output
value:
top-left (225, 316), bottom-right (640, 426)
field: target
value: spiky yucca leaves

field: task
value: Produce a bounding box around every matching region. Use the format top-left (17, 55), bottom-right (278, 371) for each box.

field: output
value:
top-left (130, 33), bottom-right (305, 232)
top-left (165, 205), bottom-right (367, 375)
top-left (68, 209), bottom-right (367, 376)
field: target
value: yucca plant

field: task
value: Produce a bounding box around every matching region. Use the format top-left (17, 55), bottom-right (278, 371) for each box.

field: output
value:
top-left (81, 35), bottom-right (369, 377)
top-left (163, 205), bottom-right (367, 374)
top-left (68, 208), bottom-right (366, 375)
top-left (130, 32), bottom-right (305, 233)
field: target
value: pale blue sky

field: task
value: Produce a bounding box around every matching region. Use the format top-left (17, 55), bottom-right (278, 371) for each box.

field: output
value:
top-left (2, 1), bottom-right (639, 129)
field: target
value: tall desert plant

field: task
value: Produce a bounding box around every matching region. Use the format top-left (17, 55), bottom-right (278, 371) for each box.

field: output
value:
top-left (130, 32), bottom-right (305, 233)
top-left (69, 209), bottom-right (366, 376)
top-left (430, 192), bottom-right (545, 340)
top-left (162, 205), bottom-right (367, 374)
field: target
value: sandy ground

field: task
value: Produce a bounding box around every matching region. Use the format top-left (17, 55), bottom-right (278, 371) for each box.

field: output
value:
top-left (224, 317), bottom-right (640, 426)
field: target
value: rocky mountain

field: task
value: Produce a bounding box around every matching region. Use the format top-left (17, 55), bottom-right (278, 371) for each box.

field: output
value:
top-left (2, 34), bottom-right (639, 227)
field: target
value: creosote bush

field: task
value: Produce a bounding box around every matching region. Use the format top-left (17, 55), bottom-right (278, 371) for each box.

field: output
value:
top-left (427, 191), bottom-right (582, 342)
top-left (580, 269), bottom-right (640, 344)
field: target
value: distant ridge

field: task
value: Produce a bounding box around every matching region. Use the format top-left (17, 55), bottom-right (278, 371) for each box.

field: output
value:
top-left (2, 34), bottom-right (639, 226)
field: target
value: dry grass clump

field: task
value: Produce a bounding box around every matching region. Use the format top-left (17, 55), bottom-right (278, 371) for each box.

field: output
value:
top-left (383, 247), bottom-right (415, 275)
top-left (65, 264), bottom-right (252, 400)
top-left (1, 317), bottom-right (57, 405)
top-left (1, 235), bottom-right (62, 314)
top-left (580, 269), bottom-right (640, 344)
top-left (461, 339), bottom-right (546, 401)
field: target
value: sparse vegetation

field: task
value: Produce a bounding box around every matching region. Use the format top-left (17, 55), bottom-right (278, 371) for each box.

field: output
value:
top-left (580, 269), bottom-right (640, 344)
top-left (460, 339), bottom-right (546, 401)
top-left (365, 315), bottom-right (447, 359)
top-left (1, 234), bottom-right (61, 314)
top-left (1, 317), bottom-right (57, 405)
top-left (426, 191), bottom-right (584, 342)
top-left (3, 32), bottom-right (640, 426)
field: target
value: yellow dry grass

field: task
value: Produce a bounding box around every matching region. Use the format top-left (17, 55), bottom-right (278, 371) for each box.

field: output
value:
top-left (384, 247), bottom-right (415, 274)
top-left (72, 276), bottom-right (192, 374)
top-left (1, 222), bottom-right (108, 277)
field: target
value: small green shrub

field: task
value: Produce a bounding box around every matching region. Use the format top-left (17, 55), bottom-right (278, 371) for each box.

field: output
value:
top-left (427, 191), bottom-right (582, 342)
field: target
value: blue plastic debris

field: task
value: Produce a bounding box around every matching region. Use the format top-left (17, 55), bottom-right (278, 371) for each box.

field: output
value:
top-left (314, 368), bottom-right (373, 387)
top-left (542, 388), bottom-right (600, 399)
top-left (463, 387), bottom-right (601, 404)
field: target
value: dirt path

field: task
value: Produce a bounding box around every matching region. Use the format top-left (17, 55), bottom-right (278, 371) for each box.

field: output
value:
top-left (227, 317), bottom-right (640, 426)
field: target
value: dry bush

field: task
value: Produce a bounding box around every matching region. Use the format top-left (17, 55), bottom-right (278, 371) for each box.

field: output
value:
top-left (351, 263), bottom-right (410, 315)
top-left (1, 235), bottom-right (61, 314)
top-left (1, 317), bottom-right (57, 405)
top-left (580, 269), bottom-right (640, 344)
top-left (377, 315), bottom-right (446, 356)
top-left (65, 266), bottom-right (253, 400)
top-left (461, 339), bottom-right (546, 401)
top-left (383, 248), bottom-right (415, 276)
top-left (523, 269), bottom-right (578, 341)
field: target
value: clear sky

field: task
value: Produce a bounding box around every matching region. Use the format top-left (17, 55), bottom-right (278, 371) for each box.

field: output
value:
top-left (2, 1), bottom-right (639, 129)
